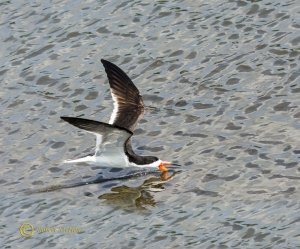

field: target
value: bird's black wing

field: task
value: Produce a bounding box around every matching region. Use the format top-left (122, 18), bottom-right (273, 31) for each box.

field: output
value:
top-left (101, 59), bottom-right (144, 133)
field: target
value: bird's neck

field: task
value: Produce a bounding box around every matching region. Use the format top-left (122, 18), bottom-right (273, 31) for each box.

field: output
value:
top-left (125, 138), bottom-right (147, 165)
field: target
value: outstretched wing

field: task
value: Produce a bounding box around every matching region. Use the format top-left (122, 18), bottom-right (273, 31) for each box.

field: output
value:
top-left (101, 59), bottom-right (144, 132)
top-left (61, 117), bottom-right (132, 151)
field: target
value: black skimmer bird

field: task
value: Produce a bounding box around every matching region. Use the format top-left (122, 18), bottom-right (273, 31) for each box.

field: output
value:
top-left (61, 59), bottom-right (177, 172)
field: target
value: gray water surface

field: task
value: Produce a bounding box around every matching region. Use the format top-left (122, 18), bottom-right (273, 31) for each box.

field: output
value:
top-left (1, 0), bottom-right (300, 248)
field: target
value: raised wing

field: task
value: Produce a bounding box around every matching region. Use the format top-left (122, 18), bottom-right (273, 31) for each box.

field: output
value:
top-left (101, 59), bottom-right (144, 132)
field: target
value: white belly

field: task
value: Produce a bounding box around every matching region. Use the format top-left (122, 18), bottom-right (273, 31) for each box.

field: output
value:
top-left (64, 147), bottom-right (129, 168)
top-left (94, 147), bottom-right (129, 167)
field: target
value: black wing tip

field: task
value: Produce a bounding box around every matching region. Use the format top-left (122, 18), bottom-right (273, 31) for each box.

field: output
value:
top-left (101, 59), bottom-right (113, 68)
top-left (60, 116), bottom-right (83, 126)
top-left (101, 59), bottom-right (119, 74)
top-left (60, 116), bottom-right (70, 121)
top-left (60, 116), bottom-right (74, 122)
top-left (101, 59), bottom-right (126, 75)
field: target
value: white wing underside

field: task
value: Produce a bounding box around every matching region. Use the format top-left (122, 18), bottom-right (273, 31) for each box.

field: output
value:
top-left (64, 129), bottom-right (132, 168)
top-left (62, 118), bottom-right (162, 168)
top-left (65, 92), bottom-right (126, 167)
top-left (64, 129), bottom-right (161, 168)
top-left (64, 147), bottom-right (129, 167)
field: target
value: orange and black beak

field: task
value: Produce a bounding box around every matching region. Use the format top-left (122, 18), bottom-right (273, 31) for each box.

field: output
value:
top-left (158, 161), bottom-right (181, 172)
top-left (159, 161), bottom-right (171, 172)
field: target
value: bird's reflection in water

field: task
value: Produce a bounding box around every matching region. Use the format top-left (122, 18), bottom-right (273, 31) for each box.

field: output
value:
top-left (98, 171), bottom-right (176, 210)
